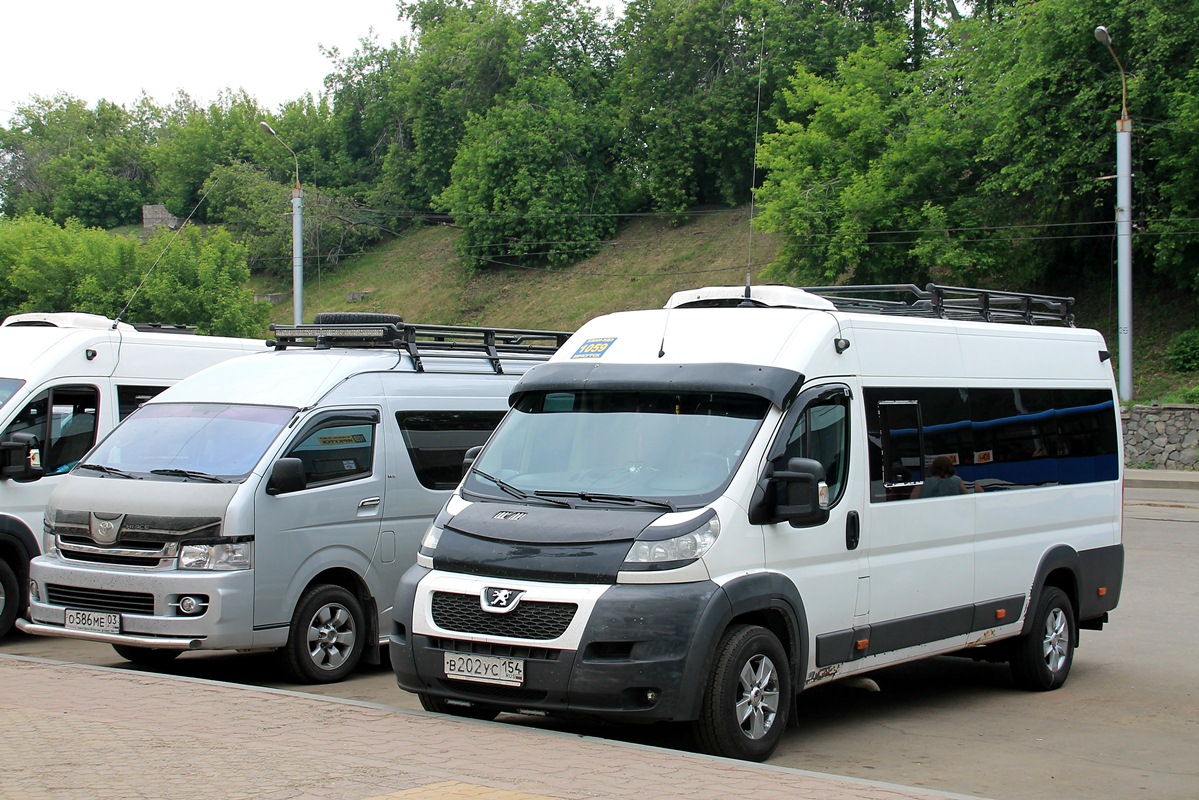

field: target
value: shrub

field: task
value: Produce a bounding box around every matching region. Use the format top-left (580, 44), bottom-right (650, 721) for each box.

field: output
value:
top-left (1167, 329), bottom-right (1199, 372)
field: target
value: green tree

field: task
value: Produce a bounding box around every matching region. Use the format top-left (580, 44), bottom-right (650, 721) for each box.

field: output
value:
top-left (436, 73), bottom-right (618, 268)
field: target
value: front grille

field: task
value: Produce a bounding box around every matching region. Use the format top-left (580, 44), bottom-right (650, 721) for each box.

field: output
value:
top-left (46, 584), bottom-right (155, 615)
top-left (432, 592), bottom-right (576, 639)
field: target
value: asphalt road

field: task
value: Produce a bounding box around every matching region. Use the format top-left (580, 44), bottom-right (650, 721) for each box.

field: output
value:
top-left (3, 485), bottom-right (1195, 800)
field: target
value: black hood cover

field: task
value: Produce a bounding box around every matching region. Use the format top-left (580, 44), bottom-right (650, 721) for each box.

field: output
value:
top-left (435, 501), bottom-right (665, 583)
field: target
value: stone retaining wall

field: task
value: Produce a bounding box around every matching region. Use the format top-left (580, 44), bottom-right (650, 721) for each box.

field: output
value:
top-left (1123, 404), bottom-right (1199, 469)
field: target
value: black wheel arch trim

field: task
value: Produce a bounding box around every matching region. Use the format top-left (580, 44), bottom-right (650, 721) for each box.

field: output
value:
top-left (1023, 543), bottom-right (1122, 636)
top-left (679, 571), bottom-right (808, 720)
top-left (0, 515), bottom-right (39, 571)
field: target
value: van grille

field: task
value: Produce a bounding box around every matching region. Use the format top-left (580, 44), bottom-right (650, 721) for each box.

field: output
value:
top-left (431, 592), bottom-right (576, 640)
top-left (46, 584), bottom-right (155, 615)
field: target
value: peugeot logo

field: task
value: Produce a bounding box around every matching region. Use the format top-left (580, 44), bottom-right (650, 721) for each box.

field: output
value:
top-left (89, 513), bottom-right (125, 546)
top-left (481, 587), bottom-right (525, 614)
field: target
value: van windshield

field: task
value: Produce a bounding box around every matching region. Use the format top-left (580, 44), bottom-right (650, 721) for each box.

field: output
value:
top-left (80, 403), bottom-right (295, 482)
top-left (466, 390), bottom-right (770, 508)
top-left (0, 378), bottom-right (24, 411)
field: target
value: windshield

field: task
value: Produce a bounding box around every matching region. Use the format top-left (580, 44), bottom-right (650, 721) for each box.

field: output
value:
top-left (81, 403), bottom-right (295, 482)
top-left (0, 378), bottom-right (24, 412)
top-left (466, 390), bottom-right (770, 508)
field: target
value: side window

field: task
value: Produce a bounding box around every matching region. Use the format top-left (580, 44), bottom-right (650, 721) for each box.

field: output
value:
top-left (397, 410), bottom-right (507, 490)
top-left (285, 421), bottom-right (376, 486)
top-left (771, 387), bottom-right (850, 506)
top-left (1, 386), bottom-right (100, 474)
top-left (117, 385), bottom-right (168, 419)
top-left (866, 388), bottom-right (973, 502)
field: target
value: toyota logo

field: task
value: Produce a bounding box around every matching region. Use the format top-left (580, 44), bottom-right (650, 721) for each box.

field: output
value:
top-left (89, 513), bottom-right (125, 545)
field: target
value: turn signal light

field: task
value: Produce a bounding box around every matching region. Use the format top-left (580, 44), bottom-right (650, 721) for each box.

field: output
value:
top-left (855, 639), bottom-right (869, 651)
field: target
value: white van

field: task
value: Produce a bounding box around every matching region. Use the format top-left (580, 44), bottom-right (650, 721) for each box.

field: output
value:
top-left (0, 313), bottom-right (264, 639)
top-left (389, 284), bottom-right (1125, 761)
top-left (19, 317), bottom-right (568, 683)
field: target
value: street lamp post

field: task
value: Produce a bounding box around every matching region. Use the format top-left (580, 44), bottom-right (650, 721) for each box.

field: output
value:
top-left (1094, 25), bottom-right (1133, 402)
top-left (259, 121), bottom-right (304, 325)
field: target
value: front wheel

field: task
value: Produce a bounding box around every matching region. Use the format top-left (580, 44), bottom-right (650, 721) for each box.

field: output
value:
top-left (283, 584), bottom-right (365, 684)
top-left (112, 644), bottom-right (182, 667)
top-left (0, 559), bottom-right (20, 639)
top-left (1010, 586), bottom-right (1076, 691)
top-left (693, 624), bottom-right (791, 762)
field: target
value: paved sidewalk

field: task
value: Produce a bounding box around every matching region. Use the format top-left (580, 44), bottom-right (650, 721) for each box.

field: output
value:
top-left (1124, 467), bottom-right (1199, 490)
top-left (0, 655), bottom-right (982, 800)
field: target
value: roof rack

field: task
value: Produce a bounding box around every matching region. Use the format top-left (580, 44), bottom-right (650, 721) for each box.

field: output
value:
top-left (268, 321), bottom-right (572, 373)
top-left (800, 284), bottom-right (1075, 327)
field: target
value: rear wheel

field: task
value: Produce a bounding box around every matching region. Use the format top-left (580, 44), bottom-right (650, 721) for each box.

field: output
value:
top-left (693, 624), bottom-right (791, 762)
top-left (111, 644), bottom-right (182, 666)
top-left (418, 693), bottom-right (500, 721)
top-left (1010, 586), bottom-right (1075, 691)
top-left (0, 559), bottom-right (22, 639)
top-left (283, 584), bottom-right (365, 684)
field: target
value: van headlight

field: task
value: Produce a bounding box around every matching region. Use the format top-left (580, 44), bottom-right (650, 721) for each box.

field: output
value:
top-left (623, 513), bottom-right (720, 570)
top-left (179, 541), bottom-right (252, 571)
top-left (420, 506), bottom-right (458, 556)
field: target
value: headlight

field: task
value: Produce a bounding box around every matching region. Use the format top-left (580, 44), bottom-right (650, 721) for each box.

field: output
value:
top-left (623, 513), bottom-right (720, 570)
top-left (42, 516), bottom-right (57, 557)
top-left (419, 518), bottom-right (446, 556)
top-left (179, 542), bottom-right (252, 571)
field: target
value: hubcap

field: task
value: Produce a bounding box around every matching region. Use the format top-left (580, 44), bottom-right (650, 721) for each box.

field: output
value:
top-left (306, 602), bottom-right (356, 670)
top-left (735, 654), bottom-right (780, 740)
top-left (1042, 607), bottom-right (1069, 673)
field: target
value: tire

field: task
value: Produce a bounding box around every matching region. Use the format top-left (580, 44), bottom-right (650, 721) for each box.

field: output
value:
top-left (418, 692), bottom-right (501, 721)
top-left (283, 584), bottom-right (366, 684)
top-left (693, 624), bottom-right (791, 762)
top-left (0, 558), bottom-right (20, 640)
top-left (311, 312), bottom-right (403, 325)
top-left (112, 644), bottom-right (182, 666)
top-left (1010, 586), bottom-right (1076, 691)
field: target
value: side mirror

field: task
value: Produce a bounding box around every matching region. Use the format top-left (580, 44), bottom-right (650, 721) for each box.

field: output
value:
top-left (266, 457), bottom-right (307, 495)
top-left (748, 457), bottom-right (829, 528)
top-left (0, 432), bottom-right (44, 482)
top-left (462, 445), bottom-right (483, 478)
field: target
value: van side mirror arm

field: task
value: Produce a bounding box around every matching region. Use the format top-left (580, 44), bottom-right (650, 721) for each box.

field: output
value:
top-left (462, 445), bottom-right (483, 479)
top-left (748, 457), bottom-right (829, 528)
top-left (0, 432), bottom-right (44, 482)
top-left (266, 457), bottom-right (307, 495)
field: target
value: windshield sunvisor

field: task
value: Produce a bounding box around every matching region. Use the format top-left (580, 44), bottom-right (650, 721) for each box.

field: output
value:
top-left (435, 502), bottom-right (663, 583)
top-left (510, 362), bottom-right (804, 409)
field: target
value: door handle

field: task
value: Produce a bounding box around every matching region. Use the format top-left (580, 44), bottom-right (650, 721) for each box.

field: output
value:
top-left (358, 497), bottom-right (381, 509)
top-left (845, 511), bottom-right (860, 551)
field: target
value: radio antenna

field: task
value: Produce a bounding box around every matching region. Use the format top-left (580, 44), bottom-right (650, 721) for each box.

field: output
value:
top-left (745, 16), bottom-right (767, 291)
top-left (112, 181), bottom-right (215, 328)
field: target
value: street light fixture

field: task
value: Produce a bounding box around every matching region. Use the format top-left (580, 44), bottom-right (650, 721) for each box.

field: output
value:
top-left (259, 120), bottom-right (304, 325)
top-left (1094, 25), bottom-right (1133, 402)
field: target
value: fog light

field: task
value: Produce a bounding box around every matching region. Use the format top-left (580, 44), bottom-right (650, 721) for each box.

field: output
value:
top-left (29, 579), bottom-right (40, 603)
top-left (178, 596), bottom-right (202, 615)
top-left (644, 689), bottom-right (658, 704)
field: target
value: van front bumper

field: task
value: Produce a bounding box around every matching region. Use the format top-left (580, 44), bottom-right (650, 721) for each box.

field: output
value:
top-left (391, 565), bottom-right (727, 723)
top-left (22, 555), bottom-right (257, 650)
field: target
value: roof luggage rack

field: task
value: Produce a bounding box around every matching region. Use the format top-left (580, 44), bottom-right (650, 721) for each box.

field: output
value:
top-left (800, 283), bottom-right (1075, 326)
top-left (268, 321), bottom-right (571, 374)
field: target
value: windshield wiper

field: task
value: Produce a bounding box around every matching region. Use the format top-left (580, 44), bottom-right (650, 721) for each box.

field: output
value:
top-left (536, 490), bottom-right (676, 512)
top-left (149, 468), bottom-right (226, 483)
top-left (77, 463), bottom-right (140, 479)
top-left (472, 469), bottom-right (571, 508)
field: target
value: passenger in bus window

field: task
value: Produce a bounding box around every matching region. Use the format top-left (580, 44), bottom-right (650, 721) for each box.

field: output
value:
top-left (910, 455), bottom-right (978, 498)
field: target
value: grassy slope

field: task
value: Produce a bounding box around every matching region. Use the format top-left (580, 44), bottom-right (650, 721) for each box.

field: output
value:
top-left (252, 207), bottom-right (1199, 402)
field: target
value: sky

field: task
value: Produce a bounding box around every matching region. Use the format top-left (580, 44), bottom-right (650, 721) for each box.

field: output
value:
top-left (1, 1), bottom-right (413, 117)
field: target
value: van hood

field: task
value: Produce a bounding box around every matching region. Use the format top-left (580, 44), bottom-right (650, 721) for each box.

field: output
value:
top-left (434, 500), bottom-right (665, 583)
top-left (48, 473), bottom-right (240, 543)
